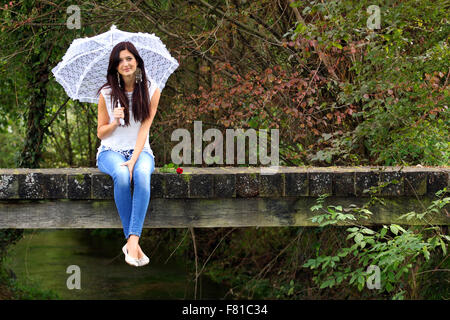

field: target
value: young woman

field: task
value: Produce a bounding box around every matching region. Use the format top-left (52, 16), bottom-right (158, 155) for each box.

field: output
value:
top-left (96, 41), bottom-right (161, 267)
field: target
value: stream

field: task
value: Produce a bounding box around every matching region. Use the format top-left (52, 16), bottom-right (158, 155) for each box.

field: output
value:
top-left (4, 229), bottom-right (228, 300)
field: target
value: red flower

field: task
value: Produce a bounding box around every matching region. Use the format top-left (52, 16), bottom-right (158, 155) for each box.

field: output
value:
top-left (176, 167), bottom-right (183, 174)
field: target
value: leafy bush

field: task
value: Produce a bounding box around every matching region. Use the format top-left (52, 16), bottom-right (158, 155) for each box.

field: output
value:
top-left (303, 189), bottom-right (449, 299)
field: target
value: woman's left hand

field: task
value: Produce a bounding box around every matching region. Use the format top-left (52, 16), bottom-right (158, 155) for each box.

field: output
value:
top-left (120, 159), bottom-right (136, 182)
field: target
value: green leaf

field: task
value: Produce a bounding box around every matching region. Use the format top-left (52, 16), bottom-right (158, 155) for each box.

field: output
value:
top-left (398, 212), bottom-right (415, 221)
top-left (303, 259), bottom-right (316, 268)
top-left (388, 272), bottom-right (395, 282)
top-left (248, 117), bottom-right (259, 129)
top-left (360, 209), bottom-right (372, 215)
top-left (390, 225), bottom-right (399, 235)
top-left (357, 282), bottom-right (364, 291)
top-left (361, 228), bottom-right (375, 235)
top-left (319, 278), bottom-right (333, 289)
top-left (440, 238), bottom-right (447, 255)
top-left (386, 282), bottom-right (393, 292)
top-left (337, 249), bottom-right (349, 258)
top-left (332, 42), bottom-right (343, 49)
top-left (355, 233), bottom-right (363, 244)
top-left (288, 287), bottom-right (294, 295)
top-left (294, 23), bottom-right (307, 34)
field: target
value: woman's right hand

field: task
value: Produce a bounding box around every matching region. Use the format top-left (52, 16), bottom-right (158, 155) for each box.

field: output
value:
top-left (113, 107), bottom-right (124, 125)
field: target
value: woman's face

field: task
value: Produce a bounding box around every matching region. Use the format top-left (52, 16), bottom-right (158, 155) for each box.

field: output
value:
top-left (116, 49), bottom-right (137, 76)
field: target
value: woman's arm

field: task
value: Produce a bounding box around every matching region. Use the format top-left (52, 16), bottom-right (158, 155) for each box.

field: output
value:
top-left (97, 92), bottom-right (120, 139)
top-left (130, 87), bottom-right (161, 163)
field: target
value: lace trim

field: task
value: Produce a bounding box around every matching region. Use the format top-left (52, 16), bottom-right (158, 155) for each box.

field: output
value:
top-left (96, 144), bottom-right (154, 159)
top-left (95, 144), bottom-right (155, 167)
top-left (99, 146), bottom-right (134, 158)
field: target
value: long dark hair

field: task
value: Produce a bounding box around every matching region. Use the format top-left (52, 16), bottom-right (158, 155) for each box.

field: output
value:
top-left (96, 41), bottom-right (151, 126)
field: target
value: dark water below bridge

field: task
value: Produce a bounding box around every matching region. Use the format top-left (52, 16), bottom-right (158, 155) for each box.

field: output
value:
top-left (4, 229), bottom-right (228, 300)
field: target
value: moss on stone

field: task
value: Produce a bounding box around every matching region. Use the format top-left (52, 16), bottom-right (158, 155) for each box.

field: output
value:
top-left (92, 201), bottom-right (112, 209)
top-left (182, 173), bottom-right (192, 183)
top-left (74, 174), bottom-right (85, 185)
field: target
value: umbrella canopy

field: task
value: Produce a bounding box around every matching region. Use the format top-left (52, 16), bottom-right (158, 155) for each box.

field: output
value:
top-left (51, 24), bottom-right (179, 103)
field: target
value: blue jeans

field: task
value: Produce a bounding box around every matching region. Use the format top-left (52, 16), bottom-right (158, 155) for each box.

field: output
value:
top-left (97, 149), bottom-right (155, 240)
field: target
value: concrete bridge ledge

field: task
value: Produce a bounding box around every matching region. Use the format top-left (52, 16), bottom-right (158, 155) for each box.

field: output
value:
top-left (0, 166), bottom-right (448, 228)
top-left (0, 166), bottom-right (448, 200)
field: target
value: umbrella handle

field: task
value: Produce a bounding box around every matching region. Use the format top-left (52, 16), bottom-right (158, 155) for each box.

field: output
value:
top-left (116, 101), bottom-right (125, 126)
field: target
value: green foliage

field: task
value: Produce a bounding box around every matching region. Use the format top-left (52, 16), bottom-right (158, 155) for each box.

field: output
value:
top-left (0, 129), bottom-right (23, 168)
top-left (158, 162), bottom-right (179, 173)
top-left (0, 229), bottom-right (24, 263)
top-left (303, 189), bottom-right (449, 299)
top-left (0, 228), bottom-right (58, 300)
top-left (309, 193), bottom-right (372, 226)
top-left (399, 188), bottom-right (450, 223)
top-left (289, 0), bottom-right (450, 166)
top-left (0, 266), bottom-right (59, 300)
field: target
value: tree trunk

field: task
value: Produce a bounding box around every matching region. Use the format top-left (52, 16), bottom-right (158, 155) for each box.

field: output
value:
top-left (17, 51), bottom-right (50, 169)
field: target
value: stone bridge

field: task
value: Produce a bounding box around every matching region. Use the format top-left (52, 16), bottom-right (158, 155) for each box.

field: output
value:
top-left (0, 166), bottom-right (448, 228)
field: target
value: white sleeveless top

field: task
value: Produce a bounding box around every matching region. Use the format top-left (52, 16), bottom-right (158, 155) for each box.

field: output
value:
top-left (96, 80), bottom-right (157, 165)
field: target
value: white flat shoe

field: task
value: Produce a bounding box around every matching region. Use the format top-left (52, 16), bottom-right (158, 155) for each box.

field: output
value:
top-left (138, 252), bottom-right (150, 267)
top-left (122, 244), bottom-right (139, 267)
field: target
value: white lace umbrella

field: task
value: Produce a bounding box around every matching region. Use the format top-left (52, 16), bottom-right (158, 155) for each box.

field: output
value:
top-left (51, 24), bottom-right (179, 104)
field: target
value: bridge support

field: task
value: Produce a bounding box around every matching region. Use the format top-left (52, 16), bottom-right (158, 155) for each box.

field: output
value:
top-left (0, 166), bottom-right (448, 228)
